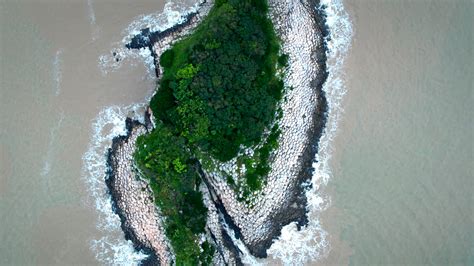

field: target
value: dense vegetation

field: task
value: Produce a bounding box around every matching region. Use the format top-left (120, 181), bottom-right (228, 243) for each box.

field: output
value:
top-left (134, 123), bottom-right (214, 264)
top-left (134, 0), bottom-right (286, 263)
top-left (151, 0), bottom-right (285, 162)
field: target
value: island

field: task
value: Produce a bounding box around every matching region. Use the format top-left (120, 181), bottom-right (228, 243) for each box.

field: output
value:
top-left (106, 0), bottom-right (329, 264)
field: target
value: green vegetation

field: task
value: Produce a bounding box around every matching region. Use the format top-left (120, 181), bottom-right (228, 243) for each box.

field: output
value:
top-left (134, 124), bottom-right (214, 264)
top-left (233, 124), bottom-right (281, 203)
top-left (151, 0), bottom-right (284, 162)
top-left (135, 0), bottom-right (286, 263)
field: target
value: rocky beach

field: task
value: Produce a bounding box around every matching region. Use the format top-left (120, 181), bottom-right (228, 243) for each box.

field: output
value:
top-left (105, 112), bottom-right (173, 265)
top-left (105, 0), bottom-right (330, 264)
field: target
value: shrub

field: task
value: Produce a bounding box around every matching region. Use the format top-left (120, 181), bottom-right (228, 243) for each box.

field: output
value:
top-left (159, 49), bottom-right (175, 68)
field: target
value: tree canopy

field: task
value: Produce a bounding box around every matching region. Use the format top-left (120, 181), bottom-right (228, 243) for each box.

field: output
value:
top-left (151, 0), bottom-right (284, 161)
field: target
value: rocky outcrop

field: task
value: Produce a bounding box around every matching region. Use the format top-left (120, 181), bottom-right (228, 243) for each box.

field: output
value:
top-left (126, 0), bottom-right (213, 77)
top-left (105, 2), bottom-right (215, 264)
top-left (105, 113), bottom-right (173, 265)
top-left (106, 1), bottom-right (212, 265)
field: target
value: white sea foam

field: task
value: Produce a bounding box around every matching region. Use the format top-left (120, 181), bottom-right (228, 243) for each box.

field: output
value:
top-left (52, 49), bottom-right (63, 96)
top-left (98, 0), bottom-right (203, 77)
top-left (87, 0), bottom-right (96, 26)
top-left (41, 111), bottom-right (64, 178)
top-left (221, 221), bottom-right (265, 265)
top-left (267, 0), bottom-right (353, 264)
top-left (87, 0), bottom-right (101, 41)
top-left (82, 104), bottom-right (149, 265)
top-left (91, 236), bottom-right (149, 265)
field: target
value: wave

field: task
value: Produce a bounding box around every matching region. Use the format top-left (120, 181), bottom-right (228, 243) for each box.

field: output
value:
top-left (98, 0), bottom-right (204, 77)
top-left (52, 49), bottom-right (63, 96)
top-left (82, 104), bottom-right (149, 265)
top-left (267, 0), bottom-right (353, 264)
top-left (41, 111), bottom-right (64, 178)
top-left (87, 0), bottom-right (101, 41)
top-left (87, 0), bottom-right (96, 26)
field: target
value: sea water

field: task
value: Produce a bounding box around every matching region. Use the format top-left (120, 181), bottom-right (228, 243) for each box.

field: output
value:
top-left (0, 0), bottom-right (189, 264)
top-left (3, 0), bottom-right (470, 265)
top-left (321, 1), bottom-right (473, 265)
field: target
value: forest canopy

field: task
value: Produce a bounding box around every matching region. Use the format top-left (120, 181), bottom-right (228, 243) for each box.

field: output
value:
top-left (150, 0), bottom-right (285, 161)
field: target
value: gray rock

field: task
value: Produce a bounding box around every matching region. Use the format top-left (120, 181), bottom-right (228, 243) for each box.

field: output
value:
top-left (106, 116), bottom-right (173, 265)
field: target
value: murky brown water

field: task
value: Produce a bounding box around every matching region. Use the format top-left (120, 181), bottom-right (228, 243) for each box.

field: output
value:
top-left (3, 0), bottom-right (471, 265)
top-left (0, 0), bottom-right (167, 264)
top-left (321, 1), bottom-right (473, 265)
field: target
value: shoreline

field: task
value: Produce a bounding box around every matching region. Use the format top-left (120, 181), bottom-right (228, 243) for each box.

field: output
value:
top-left (125, 0), bottom-right (211, 78)
top-left (104, 0), bottom-right (330, 263)
top-left (250, 0), bottom-right (329, 254)
top-left (105, 113), bottom-right (173, 265)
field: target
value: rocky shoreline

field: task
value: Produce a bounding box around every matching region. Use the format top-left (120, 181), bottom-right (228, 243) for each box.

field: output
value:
top-left (125, 0), bottom-right (212, 77)
top-left (105, 111), bottom-right (173, 265)
top-left (105, 0), bottom-right (329, 264)
top-left (264, 0), bottom-right (329, 253)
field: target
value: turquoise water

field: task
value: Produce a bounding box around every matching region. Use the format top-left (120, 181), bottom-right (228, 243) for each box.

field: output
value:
top-left (326, 1), bottom-right (473, 264)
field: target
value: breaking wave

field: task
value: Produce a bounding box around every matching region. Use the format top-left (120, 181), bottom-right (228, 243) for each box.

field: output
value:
top-left (267, 0), bottom-right (353, 264)
top-left (98, 0), bottom-right (204, 77)
top-left (82, 104), bottom-right (149, 265)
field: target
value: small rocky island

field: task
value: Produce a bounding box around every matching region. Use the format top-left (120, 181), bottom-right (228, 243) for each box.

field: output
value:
top-left (106, 0), bottom-right (329, 264)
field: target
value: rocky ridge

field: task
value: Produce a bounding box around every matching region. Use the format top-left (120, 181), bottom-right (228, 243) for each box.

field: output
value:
top-left (106, 112), bottom-right (172, 265)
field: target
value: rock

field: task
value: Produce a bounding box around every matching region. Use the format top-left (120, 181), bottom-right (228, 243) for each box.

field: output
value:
top-left (105, 116), bottom-right (173, 265)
